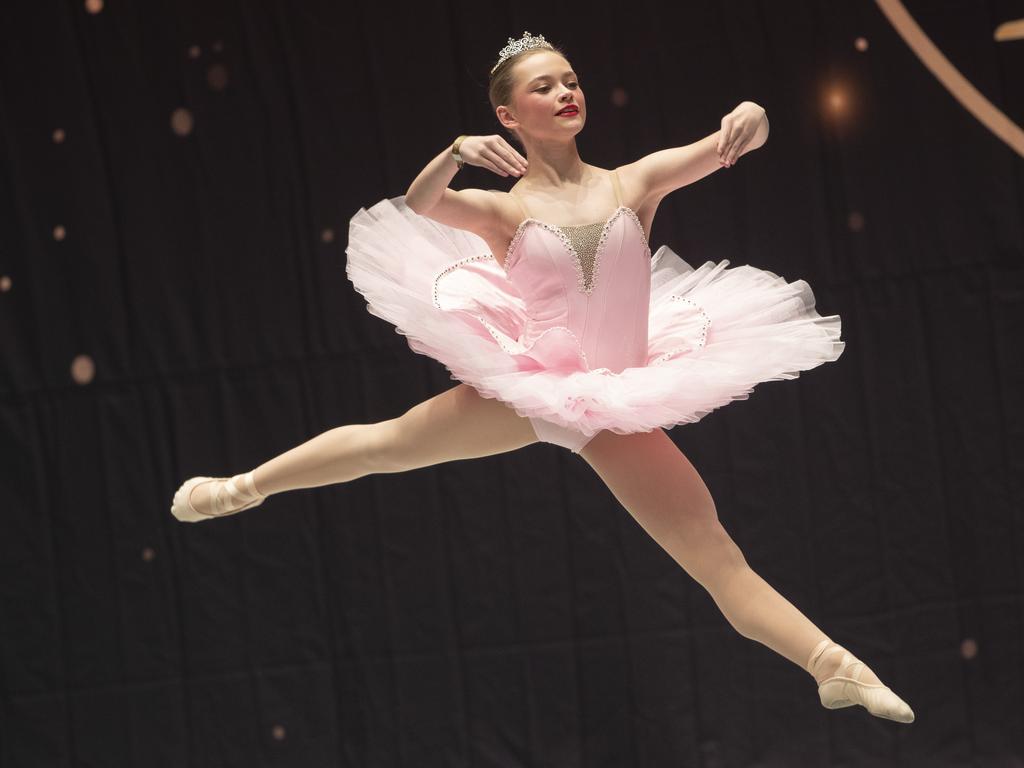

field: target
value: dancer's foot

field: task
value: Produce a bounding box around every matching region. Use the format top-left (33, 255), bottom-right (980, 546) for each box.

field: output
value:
top-left (171, 471), bottom-right (266, 523)
top-left (806, 639), bottom-right (915, 723)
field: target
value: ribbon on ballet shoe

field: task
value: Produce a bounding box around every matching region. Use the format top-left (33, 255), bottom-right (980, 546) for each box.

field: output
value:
top-left (222, 471), bottom-right (265, 504)
top-left (209, 471), bottom-right (266, 517)
top-left (806, 638), bottom-right (833, 677)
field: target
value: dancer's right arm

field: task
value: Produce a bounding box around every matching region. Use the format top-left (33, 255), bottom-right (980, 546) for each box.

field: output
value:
top-left (405, 136), bottom-right (528, 237)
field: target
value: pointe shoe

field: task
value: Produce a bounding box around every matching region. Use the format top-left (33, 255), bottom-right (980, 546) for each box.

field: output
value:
top-left (806, 639), bottom-right (915, 723)
top-left (171, 470), bottom-right (266, 523)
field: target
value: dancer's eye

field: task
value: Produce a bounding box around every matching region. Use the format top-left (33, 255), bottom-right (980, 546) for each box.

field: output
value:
top-left (535, 83), bottom-right (579, 92)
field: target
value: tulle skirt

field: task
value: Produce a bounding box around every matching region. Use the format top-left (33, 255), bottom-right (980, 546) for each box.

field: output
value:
top-left (346, 196), bottom-right (845, 444)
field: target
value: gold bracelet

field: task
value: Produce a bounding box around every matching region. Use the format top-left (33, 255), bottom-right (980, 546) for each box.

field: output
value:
top-left (451, 134), bottom-right (468, 169)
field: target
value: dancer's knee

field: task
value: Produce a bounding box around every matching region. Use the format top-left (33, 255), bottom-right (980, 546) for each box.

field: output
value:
top-left (357, 419), bottom-right (412, 474)
top-left (682, 520), bottom-right (749, 588)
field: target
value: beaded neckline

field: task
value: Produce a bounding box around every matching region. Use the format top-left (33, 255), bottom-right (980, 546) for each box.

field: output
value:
top-left (503, 205), bottom-right (651, 288)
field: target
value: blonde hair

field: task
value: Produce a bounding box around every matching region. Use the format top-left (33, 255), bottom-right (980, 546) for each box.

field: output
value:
top-left (487, 42), bottom-right (570, 148)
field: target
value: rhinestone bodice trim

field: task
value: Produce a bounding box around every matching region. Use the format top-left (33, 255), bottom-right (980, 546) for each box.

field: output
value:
top-left (503, 206), bottom-right (651, 295)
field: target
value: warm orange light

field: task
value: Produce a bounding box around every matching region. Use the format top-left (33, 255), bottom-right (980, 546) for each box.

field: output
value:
top-left (994, 18), bottom-right (1024, 41)
top-left (960, 638), bottom-right (978, 659)
top-left (171, 107), bottom-right (194, 136)
top-left (71, 355), bottom-right (96, 384)
top-left (827, 87), bottom-right (847, 113)
top-left (876, 0), bottom-right (1024, 157)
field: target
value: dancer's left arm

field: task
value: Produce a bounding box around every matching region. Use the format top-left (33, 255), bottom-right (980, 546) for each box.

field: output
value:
top-left (625, 101), bottom-right (768, 201)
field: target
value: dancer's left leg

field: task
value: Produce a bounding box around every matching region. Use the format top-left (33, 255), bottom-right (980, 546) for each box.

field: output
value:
top-left (579, 427), bottom-right (913, 722)
top-left (580, 427), bottom-right (825, 669)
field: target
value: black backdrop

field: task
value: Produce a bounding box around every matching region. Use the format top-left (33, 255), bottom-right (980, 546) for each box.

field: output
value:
top-left (2, 0), bottom-right (1023, 766)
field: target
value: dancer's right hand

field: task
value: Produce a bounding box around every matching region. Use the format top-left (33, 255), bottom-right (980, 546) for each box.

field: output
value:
top-left (457, 135), bottom-right (529, 177)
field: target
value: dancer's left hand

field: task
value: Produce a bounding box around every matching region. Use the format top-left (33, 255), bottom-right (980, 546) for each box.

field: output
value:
top-left (716, 101), bottom-right (766, 167)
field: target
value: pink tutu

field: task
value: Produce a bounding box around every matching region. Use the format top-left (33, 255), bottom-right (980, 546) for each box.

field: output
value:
top-left (345, 195), bottom-right (845, 440)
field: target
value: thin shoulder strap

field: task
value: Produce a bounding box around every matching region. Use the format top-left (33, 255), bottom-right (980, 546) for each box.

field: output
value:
top-left (609, 168), bottom-right (624, 206)
top-left (509, 188), bottom-right (531, 220)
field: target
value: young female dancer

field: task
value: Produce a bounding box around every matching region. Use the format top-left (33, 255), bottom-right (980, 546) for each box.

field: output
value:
top-left (171, 32), bottom-right (914, 723)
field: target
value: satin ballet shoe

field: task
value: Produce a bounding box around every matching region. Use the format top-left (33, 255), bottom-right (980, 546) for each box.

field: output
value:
top-left (806, 639), bottom-right (915, 723)
top-left (171, 470), bottom-right (266, 523)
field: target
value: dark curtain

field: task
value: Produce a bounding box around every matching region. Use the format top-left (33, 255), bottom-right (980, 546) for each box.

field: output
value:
top-left (1, 0), bottom-right (1022, 765)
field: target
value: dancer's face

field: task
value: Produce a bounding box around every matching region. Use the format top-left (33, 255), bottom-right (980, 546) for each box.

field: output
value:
top-left (505, 52), bottom-right (585, 142)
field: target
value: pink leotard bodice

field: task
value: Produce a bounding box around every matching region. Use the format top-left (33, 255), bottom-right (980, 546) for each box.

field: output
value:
top-left (502, 170), bottom-right (653, 378)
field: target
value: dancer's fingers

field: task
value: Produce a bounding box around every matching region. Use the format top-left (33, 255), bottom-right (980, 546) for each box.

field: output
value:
top-left (482, 147), bottom-right (523, 176)
top-left (718, 116), bottom-right (735, 157)
top-left (728, 138), bottom-right (747, 165)
top-left (492, 144), bottom-right (528, 174)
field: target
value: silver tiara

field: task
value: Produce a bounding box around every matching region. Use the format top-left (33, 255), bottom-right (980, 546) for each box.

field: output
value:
top-left (491, 31), bottom-right (553, 74)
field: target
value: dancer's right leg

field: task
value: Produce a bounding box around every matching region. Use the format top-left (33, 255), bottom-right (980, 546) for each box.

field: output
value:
top-left (579, 427), bottom-right (914, 722)
top-left (207, 383), bottom-right (538, 504)
top-left (173, 383), bottom-right (538, 521)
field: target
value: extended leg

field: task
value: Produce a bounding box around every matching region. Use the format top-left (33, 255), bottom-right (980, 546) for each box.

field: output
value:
top-left (579, 428), bottom-right (913, 722)
top-left (172, 383), bottom-right (537, 519)
top-left (252, 382), bottom-right (538, 494)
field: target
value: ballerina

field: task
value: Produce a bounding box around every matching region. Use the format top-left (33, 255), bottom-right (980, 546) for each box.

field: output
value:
top-left (171, 31), bottom-right (914, 724)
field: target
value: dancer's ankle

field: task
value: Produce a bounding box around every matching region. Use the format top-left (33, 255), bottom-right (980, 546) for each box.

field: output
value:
top-left (806, 637), bottom-right (833, 682)
top-left (808, 639), bottom-right (884, 687)
top-left (251, 468), bottom-right (270, 497)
